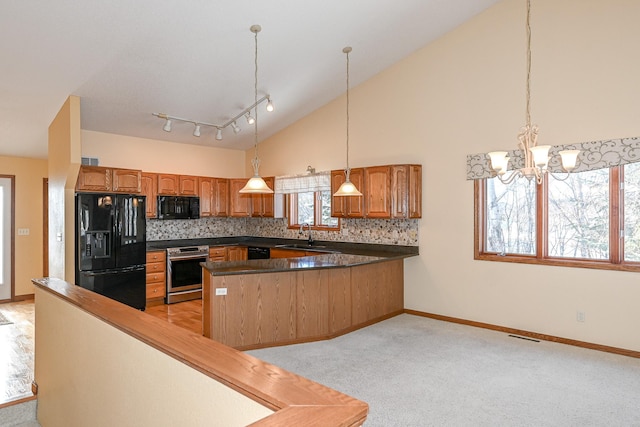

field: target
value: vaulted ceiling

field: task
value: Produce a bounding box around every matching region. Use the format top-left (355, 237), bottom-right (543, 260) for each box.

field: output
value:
top-left (1, 0), bottom-right (501, 159)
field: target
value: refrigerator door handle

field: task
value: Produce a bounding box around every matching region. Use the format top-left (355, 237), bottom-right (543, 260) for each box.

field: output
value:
top-left (80, 265), bottom-right (145, 276)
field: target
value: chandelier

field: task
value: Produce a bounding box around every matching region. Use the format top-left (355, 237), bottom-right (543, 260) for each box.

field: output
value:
top-left (487, 0), bottom-right (579, 185)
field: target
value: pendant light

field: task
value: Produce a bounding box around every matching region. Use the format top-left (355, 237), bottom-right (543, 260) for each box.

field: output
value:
top-left (240, 25), bottom-right (273, 194)
top-left (333, 46), bottom-right (362, 197)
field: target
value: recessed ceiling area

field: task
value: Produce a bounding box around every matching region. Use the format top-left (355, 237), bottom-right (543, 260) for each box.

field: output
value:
top-left (0, 0), bottom-right (501, 159)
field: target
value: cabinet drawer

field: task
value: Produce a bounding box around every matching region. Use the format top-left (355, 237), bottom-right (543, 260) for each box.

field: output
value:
top-left (146, 251), bottom-right (166, 263)
top-left (147, 261), bottom-right (165, 274)
top-left (209, 247), bottom-right (227, 259)
top-left (146, 272), bottom-right (166, 285)
top-left (146, 282), bottom-right (166, 299)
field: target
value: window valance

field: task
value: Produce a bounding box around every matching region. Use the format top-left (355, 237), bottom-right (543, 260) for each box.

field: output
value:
top-left (274, 171), bottom-right (331, 194)
top-left (466, 136), bottom-right (640, 180)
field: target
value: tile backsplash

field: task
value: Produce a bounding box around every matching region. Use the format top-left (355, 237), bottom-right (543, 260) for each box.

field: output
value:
top-left (147, 217), bottom-right (419, 246)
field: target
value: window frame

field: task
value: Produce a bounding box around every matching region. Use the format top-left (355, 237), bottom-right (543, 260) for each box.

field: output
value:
top-left (287, 191), bottom-right (340, 231)
top-left (474, 166), bottom-right (640, 272)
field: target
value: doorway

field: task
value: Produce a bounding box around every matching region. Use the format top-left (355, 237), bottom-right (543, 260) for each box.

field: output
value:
top-left (0, 176), bottom-right (15, 301)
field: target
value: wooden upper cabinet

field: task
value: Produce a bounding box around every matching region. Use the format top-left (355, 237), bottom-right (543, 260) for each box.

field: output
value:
top-left (198, 177), bottom-right (213, 217)
top-left (229, 179), bottom-right (252, 217)
top-left (157, 174), bottom-right (179, 195)
top-left (214, 178), bottom-right (230, 217)
top-left (251, 176), bottom-right (275, 217)
top-left (179, 175), bottom-right (199, 196)
top-left (76, 166), bottom-right (141, 194)
top-left (364, 166), bottom-right (391, 218)
top-left (331, 168), bottom-right (364, 218)
top-left (391, 165), bottom-right (422, 218)
top-left (76, 166), bottom-right (111, 192)
top-left (140, 172), bottom-right (158, 218)
top-left (112, 168), bottom-right (141, 193)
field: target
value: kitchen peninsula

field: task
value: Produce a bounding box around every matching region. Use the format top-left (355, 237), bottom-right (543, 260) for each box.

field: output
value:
top-left (200, 244), bottom-right (416, 350)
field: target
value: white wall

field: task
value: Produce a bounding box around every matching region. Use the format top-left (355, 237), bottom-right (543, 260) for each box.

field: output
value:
top-left (256, 0), bottom-right (640, 352)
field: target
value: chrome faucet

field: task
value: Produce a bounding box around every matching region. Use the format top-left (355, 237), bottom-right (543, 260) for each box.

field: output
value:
top-left (299, 223), bottom-right (313, 246)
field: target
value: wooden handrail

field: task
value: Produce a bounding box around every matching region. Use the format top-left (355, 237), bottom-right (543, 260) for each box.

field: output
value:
top-left (32, 277), bottom-right (368, 426)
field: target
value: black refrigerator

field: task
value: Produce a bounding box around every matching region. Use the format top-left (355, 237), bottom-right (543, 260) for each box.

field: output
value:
top-left (75, 193), bottom-right (146, 310)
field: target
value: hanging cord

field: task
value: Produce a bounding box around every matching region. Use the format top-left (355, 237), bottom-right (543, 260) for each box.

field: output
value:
top-left (254, 26), bottom-right (259, 164)
top-left (344, 46), bottom-right (352, 172)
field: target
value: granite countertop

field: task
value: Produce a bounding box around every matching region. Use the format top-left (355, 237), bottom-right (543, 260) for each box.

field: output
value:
top-left (202, 253), bottom-right (389, 276)
top-left (146, 236), bottom-right (419, 258)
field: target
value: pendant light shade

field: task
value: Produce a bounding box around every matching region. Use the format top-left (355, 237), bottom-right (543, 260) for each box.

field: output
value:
top-left (333, 46), bottom-right (362, 197)
top-left (239, 24), bottom-right (273, 194)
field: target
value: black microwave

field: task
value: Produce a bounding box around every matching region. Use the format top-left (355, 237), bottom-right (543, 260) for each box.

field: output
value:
top-left (157, 196), bottom-right (200, 220)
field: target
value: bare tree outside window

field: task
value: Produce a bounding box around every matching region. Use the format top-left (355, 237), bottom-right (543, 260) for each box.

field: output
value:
top-left (548, 169), bottom-right (609, 259)
top-left (486, 177), bottom-right (536, 255)
top-left (624, 162), bottom-right (640, 261)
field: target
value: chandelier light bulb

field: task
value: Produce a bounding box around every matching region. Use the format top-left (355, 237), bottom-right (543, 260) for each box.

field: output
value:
top-left (245, 112), bottom-right (255, 125)
top-left (266, 98), bottom-right (274, 112)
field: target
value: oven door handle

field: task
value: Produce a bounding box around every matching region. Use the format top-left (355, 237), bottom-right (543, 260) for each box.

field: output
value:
top-left (168, 254), bottom-right (208, 261)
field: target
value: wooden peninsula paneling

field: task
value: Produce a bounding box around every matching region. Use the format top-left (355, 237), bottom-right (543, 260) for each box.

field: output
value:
top-left (203, 258), bottom-right (404, 350)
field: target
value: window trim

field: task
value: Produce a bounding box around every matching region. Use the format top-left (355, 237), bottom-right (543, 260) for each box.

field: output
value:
top-left (287, 192), bottom-right (340, 231)
top-left (474, 167), bottom-right (640, 272)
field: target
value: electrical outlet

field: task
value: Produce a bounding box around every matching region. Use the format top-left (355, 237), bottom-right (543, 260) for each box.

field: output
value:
top-left (18, 228), bottom-right (30, 236)
top-left (576, 311), bottom-right (586, 322)
top-left (215, 288), bottom-right (227, 296)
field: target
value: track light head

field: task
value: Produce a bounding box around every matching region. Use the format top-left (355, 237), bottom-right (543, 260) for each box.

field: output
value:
top-left (266, 98), bottom-right (274, 112)
top-left (245, 112), bottom-right (255, 125)
top-left (232, 121), bottom-right (241, 134)
top-left (193, 124), bottom-right (201, 137)
top-left (216, 128), bottom-right (223, 140)
top-left (163, 119), bottom-right (172, 132)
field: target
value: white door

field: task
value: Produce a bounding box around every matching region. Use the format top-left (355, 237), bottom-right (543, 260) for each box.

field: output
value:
top-left (0, 177), bottom-right (12, 300)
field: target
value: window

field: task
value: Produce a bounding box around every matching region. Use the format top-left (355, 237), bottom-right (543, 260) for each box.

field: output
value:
top-left (288, 191), bottom-right (339, 230)
top-left (476, 164), bottom-right (640, 271)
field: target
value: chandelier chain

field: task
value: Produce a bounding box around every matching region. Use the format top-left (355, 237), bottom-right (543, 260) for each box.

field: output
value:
top-left (525, 0), bottom-right (532, 127)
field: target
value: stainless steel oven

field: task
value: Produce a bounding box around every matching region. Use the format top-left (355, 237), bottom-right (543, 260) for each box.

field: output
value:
top-left (166, 245), bottom-right (209, 304)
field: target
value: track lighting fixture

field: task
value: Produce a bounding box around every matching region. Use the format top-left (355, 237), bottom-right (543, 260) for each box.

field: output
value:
top-left (152, 93), bottom-right (273, 142)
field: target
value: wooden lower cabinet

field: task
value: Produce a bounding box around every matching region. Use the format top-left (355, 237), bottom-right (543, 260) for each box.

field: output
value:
top-left (227, 246), bottom-right (247, 261)
top-left (146, 251), bottom-right (166, 305)
top-left (203, 258), bottom-right (403, 349)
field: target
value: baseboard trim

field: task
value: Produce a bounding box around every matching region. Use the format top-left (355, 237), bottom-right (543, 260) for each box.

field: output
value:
top-left (13, 294), bottom-right (35, 302)
top-left (404, 309), bottom-right (640, 359)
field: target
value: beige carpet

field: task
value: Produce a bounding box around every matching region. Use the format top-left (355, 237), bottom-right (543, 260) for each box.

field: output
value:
top-left (248, 314), bottom-right (640, 427)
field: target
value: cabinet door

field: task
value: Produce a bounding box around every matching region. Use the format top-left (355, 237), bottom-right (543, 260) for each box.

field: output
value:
top-left (364, 166), bottom-right (391, 218)
top-left (251, 176), bottom-right (274, 217)
top-left (76, 166), bottom-right (111, 192)
top-left (157, 174), bottom-right (179, 195)
top-left (112, 168), bottom-right (142, 193)
top-left (180, 175), bottom-right (199, 196)
top-left (214, 178), bottom-right (229, 217)
top-left (227, 246), bottom-right (247, 261)
top-left (199, 177), bottom-right (213, 217)
top-left (229, 179), bottom-right (252, 217)
top-left (391, 165), bottom-right (408, 218)
top-left (270, 248), bottom-right (307, 258)
top-left (140, 172), bottom-right (158, 218)
top-left (330, 170), bottom-right (347, 217)
top-left (408, 165), bottom-right (422, 218)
